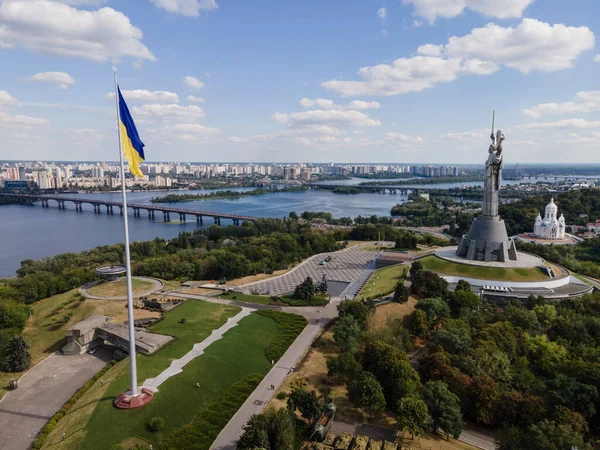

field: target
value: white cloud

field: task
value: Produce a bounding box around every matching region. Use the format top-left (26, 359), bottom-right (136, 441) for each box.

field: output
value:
top-left (280, 125), bottom-right (343, 137)
top-left (25, 72), bottom-right (75, 90)
top-left (524, 91), bottom-right (600, 118)
top-left (150, 0), bottom-right (218, 17)
top-left (413, 20), bottom-right (423, 28)
top-left (347, 100), bottom-right (381, 110)
top-left (183, 76), bottom-right (205, 90)
top-left (443, 130), bottom-right (486, 140)
top-left (70, 128), bottom-right (104, 141)
top-left (515, 118), bottom-right (600, 131)
top-left (402, 0), bottom-right (534, 21)
top-left (444, 19), bottom-right (595, 74)
top-left (187, 95), bottom-right (205, 103)
top-left (0, 0), bottom-right (155, 62)
top-left (0, 112), bottom-right (49, 126)
top-left (322, 56), bottom-right (469, 97)
top-left (377, 7), bottom-right (387, 19)
top-left (132, 104), bottom-right (205, 122)
top-left (273, 109), bottom-right (381, 128)
top-left (107, 90), bottom-right (179, 103)
top-left (299, 98), bottom-right (336, 109)
top-left (53, 0), bottom-right (110, 5)
top-left (160, 123), bottom-right (221, 141)
top-left (381, 132), bottom-right (423, 143)
top-left (596, 55), bottom-right (600, 63)
top-left (228, 134), bottom-right (274, 143)
top-left (417, 44), bottom-right (443, 57)
top-left (0, 91), bottom-right (20, 108)
top-left (323, 19), bottom-right (594, 97)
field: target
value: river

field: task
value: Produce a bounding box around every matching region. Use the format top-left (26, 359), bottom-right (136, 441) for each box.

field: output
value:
top-left (0, 178), bottom-right (523, 277)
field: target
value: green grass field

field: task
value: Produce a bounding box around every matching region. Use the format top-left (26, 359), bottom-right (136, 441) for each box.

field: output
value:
top-left (42, 301), bottom-right (306, 449)
top-left (419, 256), bottom-right (549, 281)
top-left (218, 291), bottom-right (328, 306)
top-left (358, 264), bottom-right (407, 299)
top-left (87, 278), bottom-right (155, 297)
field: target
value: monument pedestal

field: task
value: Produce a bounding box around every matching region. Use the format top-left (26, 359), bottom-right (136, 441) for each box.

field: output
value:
top-left (114, 388), bottom-right (154, 409)
top-left (456, 216), bottom-right (517, 262)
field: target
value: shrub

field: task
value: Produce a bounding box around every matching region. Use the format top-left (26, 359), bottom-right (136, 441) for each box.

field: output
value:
top-left (147, 416), bottom-right (165, 432)
top-left (276, 391), bottom-right (287, 400)
top-left (109, 445), bottom-right (125, 450)
top-left (179, 318), bottom-right (186, 324)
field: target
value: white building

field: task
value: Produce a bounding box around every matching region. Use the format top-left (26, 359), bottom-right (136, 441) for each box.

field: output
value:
top-left (533, 198), bottom-right (565, 240)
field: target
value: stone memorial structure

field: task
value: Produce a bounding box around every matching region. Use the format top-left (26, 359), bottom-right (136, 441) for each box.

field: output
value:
top-left (456, 112), bottom-right (518, 262)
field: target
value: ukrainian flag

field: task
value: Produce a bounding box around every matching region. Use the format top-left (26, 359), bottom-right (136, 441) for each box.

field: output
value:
top-left (118, 86), bottom-right (145, 178)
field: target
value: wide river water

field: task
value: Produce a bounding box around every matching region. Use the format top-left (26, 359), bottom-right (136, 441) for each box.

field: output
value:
top-left (0, 178), bottom-right (527, 277)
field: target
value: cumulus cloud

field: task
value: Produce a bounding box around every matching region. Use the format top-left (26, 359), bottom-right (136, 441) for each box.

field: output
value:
top-left (443, 130), bottom-right (486, 140)
top-left (26, 72), bottom-right (75, 90)
top-left (443, 19), bottom-right (595, 74)
top-left (70, 128), bottom-right (104, 142)
top-left (377, 7), bottom-right (387, 19)
top-left (381, 132), bottom-right (423, 143)
top-left (183, 76), bottom-right (205, 90)
top-left (0, 112), bottom-right (49, 126)
top-left (596, 55), bottom-right (600, 62)
top-left (107, 90), bottom-right (179, 103)
top-left (515, 118), bottom-right (600, 130)
top-left (323, 19), bottom-right (594, 97)
top-left (132, 104), bottom-right (205, 122)
top-left (160, 123), bottom-right (221, 141)
top-left (273, 109), bottom-right (381, 128)
top-left (299, 98), bottom-right (336, 109)
top-left (187, 95), bottom-right (205, 103)
top-left (150, 0), bottom-right (218, 17)
top-left (0, 91), bottom-right (21, 108)
top-left (347, 100), bottom-right (381, 110)
top-left (402, 0), bottom-right (534, 21)
top-left (0, 0), bottom-right (155, 62)
top-left (524, 91), bottom-right (600, 118)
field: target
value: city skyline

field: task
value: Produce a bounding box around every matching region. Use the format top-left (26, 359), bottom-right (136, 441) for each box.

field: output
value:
top-left (0, 0), bottom-right (599, 163)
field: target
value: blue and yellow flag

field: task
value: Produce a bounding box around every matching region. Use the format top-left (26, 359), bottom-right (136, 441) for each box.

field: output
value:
top-left (118, 86), bottom-right (145, 178)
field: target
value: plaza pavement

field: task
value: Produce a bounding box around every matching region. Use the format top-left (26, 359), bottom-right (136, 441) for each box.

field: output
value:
top-left (240, 246), bottom-right (377, 296)
top-left (0, 347), bottom-right (113, 450)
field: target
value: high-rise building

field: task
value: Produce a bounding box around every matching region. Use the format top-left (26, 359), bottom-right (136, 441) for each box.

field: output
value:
top-left (36, 171), bottom-right (51, 189)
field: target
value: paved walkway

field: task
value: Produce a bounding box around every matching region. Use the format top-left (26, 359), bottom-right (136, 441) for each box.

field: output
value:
top-left (79, 276), bottom-right (163, 300)
top-left (141, 308), bottom-right (253, 392)
top-left (0, 347), bottom-right (113, 450)
top-left (210, 299), bottom-right (338, 450)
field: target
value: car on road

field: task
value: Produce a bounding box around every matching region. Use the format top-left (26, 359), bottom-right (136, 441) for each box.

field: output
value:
top-left (88, 346), bottom-right (100, 355)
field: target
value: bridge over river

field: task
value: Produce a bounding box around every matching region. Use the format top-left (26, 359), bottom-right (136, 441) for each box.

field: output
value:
top-left (305, 183), bottom-right (431, 194)
top-left (1, 193), bottom-right (259, 225)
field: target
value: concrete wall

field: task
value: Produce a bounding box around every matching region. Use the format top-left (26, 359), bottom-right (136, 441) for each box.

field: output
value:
top-left (440, 274), bottom-right (578, 289)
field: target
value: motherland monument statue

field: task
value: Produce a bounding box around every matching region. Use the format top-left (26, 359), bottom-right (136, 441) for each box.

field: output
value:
top-left (456, 111), bottom-right (518, 262)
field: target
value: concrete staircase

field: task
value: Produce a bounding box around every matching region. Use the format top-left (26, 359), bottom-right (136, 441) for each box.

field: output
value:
top-left (339, 256), bottom-right (378, 300)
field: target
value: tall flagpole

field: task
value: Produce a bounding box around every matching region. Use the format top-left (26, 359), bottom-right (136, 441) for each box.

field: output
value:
top-left (113, 64), bottom-right (139, 398)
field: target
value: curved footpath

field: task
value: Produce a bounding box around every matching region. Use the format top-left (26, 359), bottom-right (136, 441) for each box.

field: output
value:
top-left (79, 277), bottom-right (163, 300)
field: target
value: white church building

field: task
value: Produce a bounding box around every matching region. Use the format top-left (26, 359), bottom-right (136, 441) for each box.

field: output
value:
top-left (533, 198), bottom-right (565, 240)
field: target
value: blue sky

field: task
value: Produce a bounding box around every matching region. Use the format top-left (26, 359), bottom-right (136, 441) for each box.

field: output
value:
top-left (0, 0), bottom-right (599, 163)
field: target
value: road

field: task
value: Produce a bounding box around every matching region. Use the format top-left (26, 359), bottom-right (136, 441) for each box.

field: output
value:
top-left (0, 347), bottom-right (113, 450)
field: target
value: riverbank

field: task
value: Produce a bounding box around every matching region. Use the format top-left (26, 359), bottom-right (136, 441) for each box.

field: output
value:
top-left (150, 186), bottom-right (308, 203)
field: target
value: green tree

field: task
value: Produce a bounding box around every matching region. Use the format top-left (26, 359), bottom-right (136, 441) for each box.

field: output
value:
top-left (287, 388), bottom-right (321, 425)
top-left (326, 352), bottom-right (362, 382)
top-left (337, 299), bottom-right (371, 329)
top-left (422, 381), bottom-right (464, 439)
top-left (533, 304), bottom-right (557, 328)
top-left (348, 371), bottom-right (386, 417)
top-left (293, 276), bottom-right (315, 302)
top-left (393, 281), bottom-right (409, 304)
top-left (397, 394), bottom-right (432, 439)
top-left (465, 376), bottom-right (499, 425)
top-left (333, 315), bottom-right (361, 353)
top-left (238, 408), bottom-right (295, 450)
top-left (447, 289), bottom-right (479, 316)
top-left (4, 335), bottom-right (30, 372)
top-left (455, 279), bottom-right (471, 292)
top-left (525, 419), bottom-right (590, 450)
top-left (415, 298), bottom-right (450, 327)
top-left (407, 310), bottom-right (429, 338)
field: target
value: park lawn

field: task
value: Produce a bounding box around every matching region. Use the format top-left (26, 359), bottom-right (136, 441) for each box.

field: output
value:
top-left (80, 312), bottom-right (281, 448)
top-left (216, 291), bottom-right (274, 305)
top-left (420, 256), bottom-right (549, 282)
top-left (358, 264), bottom-right (407, 299)
top-left (0, 289), bottom-right (160, 400)
top-left (87, 278), bottom-right (155, 297)
top-left (280, 294), bottom-right (328, 306)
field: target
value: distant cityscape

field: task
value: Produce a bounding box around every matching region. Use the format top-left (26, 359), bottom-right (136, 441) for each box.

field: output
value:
top-left (0, 161), bottom-right (462, 190)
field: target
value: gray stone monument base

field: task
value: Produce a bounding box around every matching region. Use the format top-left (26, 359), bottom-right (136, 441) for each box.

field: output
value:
top-left (456, 216), bottom-right (518, 262)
